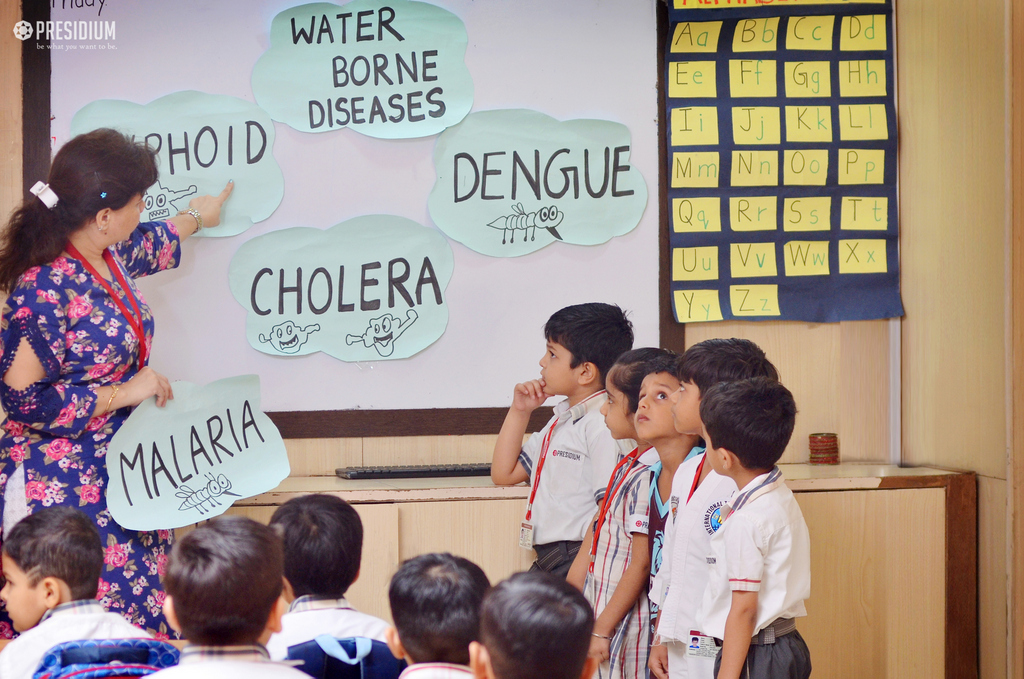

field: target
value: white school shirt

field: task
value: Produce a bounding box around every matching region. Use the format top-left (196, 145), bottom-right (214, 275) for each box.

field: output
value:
top-left (649, 453), bottom-right (735, 679)
top-left (517, 392), bottom-right (620, 545)
top-left (0, 600), bottom-right (150, 679)
top-left (695, 468), bottom-right (811, 640)
top-left (151, 645), bottom-right (309, 679)
top-left (399, 662), bottom-right (474, 679)
top-left (267, 596), bottom-right (390, 660)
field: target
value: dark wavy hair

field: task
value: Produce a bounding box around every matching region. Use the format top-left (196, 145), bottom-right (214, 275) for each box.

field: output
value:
top-left (0, 128), bottom-right (158, 292)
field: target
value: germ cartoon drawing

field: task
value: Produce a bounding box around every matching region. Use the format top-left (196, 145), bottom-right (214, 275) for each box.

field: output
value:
top-left (346, 309), bottom-right (418, 357)
top-left (487, 203), bottom-right (564, 244)
top-left (143, 181), bottom-right (198, 220)
top-left (259, 321), bottom-right (320, 354)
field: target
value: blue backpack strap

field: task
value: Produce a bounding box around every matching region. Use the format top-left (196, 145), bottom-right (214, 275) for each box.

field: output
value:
top-left (32, 639), bottom-right (180, 679)
top-left (286, 637), bottom-right (406, 679)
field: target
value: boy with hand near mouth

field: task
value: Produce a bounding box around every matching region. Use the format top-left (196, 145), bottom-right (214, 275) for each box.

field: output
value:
top-left (491, 303), bottom-right (633, 577)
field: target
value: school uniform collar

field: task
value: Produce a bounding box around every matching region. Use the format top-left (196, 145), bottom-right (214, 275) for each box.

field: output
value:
top-left (400, 662), bottom-right (474, 676)
top-left (555, 390), bottom-right (607, 425)
top-left (179, 644), bottom-right (272, 664)
top-left (39, 599), bottom-right (104, 624)
top-left (721, 466), bottom-right (784, 522)
top-left (288, 594), bottom-right (355, 614)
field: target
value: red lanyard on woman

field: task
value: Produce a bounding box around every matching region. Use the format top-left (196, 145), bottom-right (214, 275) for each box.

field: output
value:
top-left (64, 243), bottom-right (148, 369)
top-left (589, 447), bottom-right (642, 573)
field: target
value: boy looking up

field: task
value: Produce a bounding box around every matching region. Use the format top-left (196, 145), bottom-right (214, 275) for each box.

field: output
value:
top-left (492, 303), bottom-right (634, 577)
top-left (266, 494), bottom-right (388, 659)
top-left (386, 552), bottom-right (491, 678)
top-left (0, 507), bottom-right (148, 679)
top-left (153, 515), bottom-right (307, 678)
top-left (470, 572), bottom-right (597, 679)
top-left (650, 338), bottom-right (780, 679)
top-left (696, 378), bottom-right (810, 679)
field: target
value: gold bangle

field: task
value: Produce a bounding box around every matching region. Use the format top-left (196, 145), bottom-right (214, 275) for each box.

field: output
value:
top-left (106, 384), bottom-right (120, 414)
top-left (176, 208), bottom-right (203, 231)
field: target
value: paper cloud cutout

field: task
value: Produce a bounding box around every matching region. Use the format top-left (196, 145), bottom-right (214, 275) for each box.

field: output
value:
top-left (228, 215), bottom-right (454, 361)
top-left (252, 0), bottom-right (473, 138)
top-left (71, 91), bottom-right (284, 238)
top-left (428, 109), bottom-right (649, 257)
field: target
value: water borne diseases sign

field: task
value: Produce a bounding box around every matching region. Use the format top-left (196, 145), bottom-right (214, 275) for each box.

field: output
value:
top-left (666, 0), bottom-right (903, 323)
top-left (71, 91), bottom-right (284, 239)
top-left (228, 215), bottom-right (453, 361)
top-left (429, 110), bottom-right (648, 258)
top-left (107, 375), bottom-right (289, 531)
top-left (252, 0), bottom-right (473, 138)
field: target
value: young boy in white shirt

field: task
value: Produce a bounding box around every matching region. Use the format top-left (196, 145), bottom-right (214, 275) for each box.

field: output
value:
top-left (153, 515), bottom-right (307, 679)
top-left (696, 378), bottom-right (811, 679)
top-left (386, 552), bottom-right (491, 679)
top-left (649, 339), bottom-right (780, 679)
top-left (266, 494), bottom-right (388, 659)
top-left (470, 572), bottom-right (598, 679)
top-left (492, 303), bottom-right (634, 577)
top-left (0, 507), bottom-right (148, 679)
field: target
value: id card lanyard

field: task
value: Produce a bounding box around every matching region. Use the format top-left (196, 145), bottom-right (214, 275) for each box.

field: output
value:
top-left (588, 447), bottom-right (641, 573)
top-left (519, 423), bottom-right (557, 549)
top-left (64, 244), bottom-right (148, 370)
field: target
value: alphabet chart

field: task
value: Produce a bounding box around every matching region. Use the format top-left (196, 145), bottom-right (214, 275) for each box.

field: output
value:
top-left (666, 0), bottom-right (903, 323)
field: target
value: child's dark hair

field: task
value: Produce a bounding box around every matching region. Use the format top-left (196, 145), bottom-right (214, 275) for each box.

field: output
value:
top-left (388, 552), bottom-right (491, 665)
top-left (544, 303), bottom-right (634, 384)
top-left (675, 338), bottom-right (780, 393)
top-left (608, 348), bottom-right (679, 414)
top-left (2, 507), bottom-right (102, 600)
top-left (700, 377), bottom-right (797, 470)
top-left (0, 128), bottom-right (158, 292)
top-left (164, 515), bottom-right (284, 646)
top-left (269, 494), bottom-right (362, 599)
top-left (479, 572), bottom-right (593, 679)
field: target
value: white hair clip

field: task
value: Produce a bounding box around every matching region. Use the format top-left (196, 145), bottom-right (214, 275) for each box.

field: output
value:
top-left (30, 181), bottom-right (59, 209)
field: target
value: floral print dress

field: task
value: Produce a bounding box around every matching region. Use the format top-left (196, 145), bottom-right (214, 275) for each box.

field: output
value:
top-left (0, 221), bottom-right (181, 640)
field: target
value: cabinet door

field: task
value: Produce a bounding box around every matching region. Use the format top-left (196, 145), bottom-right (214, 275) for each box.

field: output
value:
top-left (397, 499), bottom-right (534, 585)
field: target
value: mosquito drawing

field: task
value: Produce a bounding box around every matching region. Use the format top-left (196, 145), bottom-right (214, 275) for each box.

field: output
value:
top-left (176, 473), bottom-right (240, 514)
top-left (487, 203), bottom-right (565, 244)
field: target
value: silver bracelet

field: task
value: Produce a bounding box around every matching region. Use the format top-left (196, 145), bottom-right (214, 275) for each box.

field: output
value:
top-left (177, 208), bottom-right (203, 231)
top-left (591, 633), bottom-right (612, 640)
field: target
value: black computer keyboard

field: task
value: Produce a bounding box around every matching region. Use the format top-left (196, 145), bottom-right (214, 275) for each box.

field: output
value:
top-left (336, 463), bottom-right (492, 480)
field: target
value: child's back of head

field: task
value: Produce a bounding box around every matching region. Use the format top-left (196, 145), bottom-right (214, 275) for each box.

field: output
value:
top-left (269, 494), bottom-right (361, 599)
top-left (676, 337), bottom-right (779, 392)
top-left (164, 515), bottom-right (284, 646)
top-left (475, 572), bottom-right (595, 679)
top-left (544, 303), bottom-right (634, 385)
top-left (700, 377), bottom-right (797, 471)
top-left (388, 552), bottom-right (490, 665)
top-left (3, 506), bottom-right (102, 601)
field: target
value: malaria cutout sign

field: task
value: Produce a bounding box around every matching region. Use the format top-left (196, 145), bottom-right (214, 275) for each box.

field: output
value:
top-left (428, 109), bottom-right (648, 258)
top-left (106, 375), bottom-right (289, 531)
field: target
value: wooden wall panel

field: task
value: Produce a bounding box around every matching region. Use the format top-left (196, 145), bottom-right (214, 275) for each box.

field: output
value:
top-left (1, 0), bottom-right (21, 219)
top-left (978, 477), bottom-right (1007, 679)
top-left (285, 437), bottom-right (363, 476)
top-left (897, 0), bottom-right (1007, 480)
top-left (684, 321), bottom-right (890, 464)
top-left (363, 434), bottom-right (497, 467)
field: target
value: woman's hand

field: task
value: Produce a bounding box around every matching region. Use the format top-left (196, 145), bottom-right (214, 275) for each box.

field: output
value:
top-left (187, 180), bottom-right (234, 230)
top-left (118, 367), bottom-right (174, 408)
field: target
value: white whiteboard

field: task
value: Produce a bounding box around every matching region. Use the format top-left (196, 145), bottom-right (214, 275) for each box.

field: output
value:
top-left (50, 0), bottom-right (660, 412)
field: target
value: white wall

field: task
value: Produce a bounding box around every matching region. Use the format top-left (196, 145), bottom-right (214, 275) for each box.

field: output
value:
top-left (50, 0), bottom-right (660, 411)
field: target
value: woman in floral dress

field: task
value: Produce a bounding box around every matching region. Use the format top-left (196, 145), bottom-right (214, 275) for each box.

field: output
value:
top-left (0, 129), bottom-right (232, 638)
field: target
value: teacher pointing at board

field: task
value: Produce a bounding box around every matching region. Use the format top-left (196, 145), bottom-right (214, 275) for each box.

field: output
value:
top-left (0, 128), bottom-right (232, 638)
